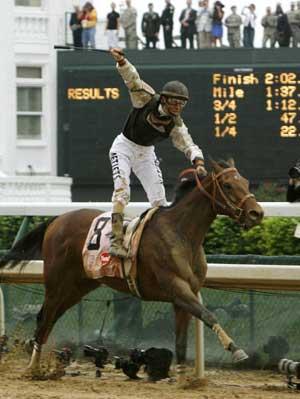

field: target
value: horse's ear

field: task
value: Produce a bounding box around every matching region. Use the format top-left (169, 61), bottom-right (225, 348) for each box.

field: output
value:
top-left (209, 157), bottom-right (223, 174)
top-left (227, 157), bottom-right (235, 168)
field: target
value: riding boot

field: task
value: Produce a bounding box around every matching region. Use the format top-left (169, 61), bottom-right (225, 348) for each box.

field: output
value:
top-left (109, 212), bottom-right (128, 258)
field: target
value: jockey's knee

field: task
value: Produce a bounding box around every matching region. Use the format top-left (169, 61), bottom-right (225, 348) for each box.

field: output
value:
top-left (151, 197), bottom-right (168, 207)
top-left (149, 186), bottom-right (168, 207)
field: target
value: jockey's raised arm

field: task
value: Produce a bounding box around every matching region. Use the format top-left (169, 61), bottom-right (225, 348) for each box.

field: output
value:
top-left (116, 59), bottom-right (155, 109)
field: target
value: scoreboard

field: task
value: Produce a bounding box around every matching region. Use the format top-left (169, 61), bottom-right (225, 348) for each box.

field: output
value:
top-left (57, 50), bottom-right (300, 201)
top-left (212, 71), bottom-right (300, 140)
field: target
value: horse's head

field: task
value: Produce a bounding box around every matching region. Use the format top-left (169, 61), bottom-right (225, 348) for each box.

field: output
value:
top-left (176, 158), bottom-right (263, 229)
top-left (206, 158), bottom-right (263, 228)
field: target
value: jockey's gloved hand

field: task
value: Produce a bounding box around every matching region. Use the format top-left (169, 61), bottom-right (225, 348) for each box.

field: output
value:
top-left (196, 165), bottom-right (207, 177)
top-left (110, 48), bottom-right (125, 63)
top-left (194, 159), bottom-right (207, 177)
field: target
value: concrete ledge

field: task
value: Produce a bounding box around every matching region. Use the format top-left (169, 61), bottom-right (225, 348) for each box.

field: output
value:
top-left (0, 176), bottom-right (72, 202)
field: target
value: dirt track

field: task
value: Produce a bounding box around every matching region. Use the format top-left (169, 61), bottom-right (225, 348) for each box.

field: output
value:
top-left (0, 354), bottom-right (299, 399)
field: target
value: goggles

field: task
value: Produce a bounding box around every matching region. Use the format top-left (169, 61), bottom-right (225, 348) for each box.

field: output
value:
top-left (165, 97), bottom-right (187, 107)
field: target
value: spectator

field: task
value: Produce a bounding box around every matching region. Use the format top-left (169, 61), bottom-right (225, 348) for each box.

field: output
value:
top-left (297, 1), bottom-right (300, 23)
top-left (242, 4), bottom-right (256, 48)
top-left (225, 5), bottom-right (242, 48)
top-left (142, 3), bottom-right (160, 49)
top-left (296, 1), bottom-right (300, 45)
top-left (196, 0), bottom-right (212, 49)
top-left (275, 4), bottom-right (292, 47)
top-left (287, 160), bottom-right (300, 202)
top-left (106, 2), bottom-right (120, 49)
top-left (81, 2), bottom-right (97, 48)
top-left (161, 0), bottom-right (175, 49)
top-left (120, 0), bottom-right (138, 50)
top-left (179, 0), bottom-right (197, 49)
top-left (69, 5), bottom-right (83, 48)
top-left (261, 6), bottom-right (277, 48)
top-left (287, 2), bottom-right (300, 47)
top-left (211, 1), bottom-right (224, 47)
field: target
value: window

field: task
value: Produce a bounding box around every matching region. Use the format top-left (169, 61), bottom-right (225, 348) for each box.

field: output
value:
top-left (15, 0), bottom-right (41, 6)
top-left (16, 66), bottom-right (43, 140)
top-left (17, 67), bottom-right (42, 79)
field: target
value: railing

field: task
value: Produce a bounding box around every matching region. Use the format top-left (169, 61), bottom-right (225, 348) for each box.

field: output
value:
top-left (1, 201), bottom-right (300, 217)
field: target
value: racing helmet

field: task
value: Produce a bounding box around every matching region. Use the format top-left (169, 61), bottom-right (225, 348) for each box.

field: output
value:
top-left (160, 81), bottom-right (189, 101)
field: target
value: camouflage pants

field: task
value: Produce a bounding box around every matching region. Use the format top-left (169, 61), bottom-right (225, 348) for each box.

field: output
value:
top-left (125, 28), bottom-right (138, 49)
top-left (197, 31), bottom-right (212, 48)
top-left (290, 24), bottom-right (300, 47)
top-left (228, 31), bottom-right (241, 48)
top-left (262, 30), bottom-right (276, 48)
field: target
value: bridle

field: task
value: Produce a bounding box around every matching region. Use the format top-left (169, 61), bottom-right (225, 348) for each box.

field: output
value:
top-left (179, 167), bottom-right (255, 222)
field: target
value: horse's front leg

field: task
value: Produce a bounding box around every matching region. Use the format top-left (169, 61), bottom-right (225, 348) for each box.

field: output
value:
top-left (172, 277), bottom-right (248, 363)
top-left (174, 305), bottom-right (192, 382)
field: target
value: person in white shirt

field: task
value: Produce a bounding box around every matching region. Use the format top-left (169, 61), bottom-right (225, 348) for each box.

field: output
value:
top-left (242, 3), bottom-right (256, 47)
top-left (196, 0), bottom-right (213, 48)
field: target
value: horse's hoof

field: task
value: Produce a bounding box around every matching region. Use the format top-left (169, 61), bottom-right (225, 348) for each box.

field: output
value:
top-left (177, 376), bottom-right (208, 389)
top-left (232, 349), bottom-right (248, 363)
top-left (23, 368), bottom-right (42, 379)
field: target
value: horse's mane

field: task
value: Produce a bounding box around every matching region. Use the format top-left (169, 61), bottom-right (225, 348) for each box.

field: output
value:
top-left (170, 176), bottom-right (197, 206)
top-left (169, 160), bottom-right (231, 207)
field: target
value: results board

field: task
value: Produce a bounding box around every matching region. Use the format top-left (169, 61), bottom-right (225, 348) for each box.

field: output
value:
top-left (212, 70), bottom-right (300, 140)
top-left (58, 62), bottom-right (300, 199)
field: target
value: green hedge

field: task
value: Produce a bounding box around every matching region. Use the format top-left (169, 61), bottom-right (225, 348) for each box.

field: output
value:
top-left (0, 216), bottom-right (49, 250)
top-left (1, 215), bottom-right (300, 256)
top-left (204, 217), bottom-right (300, 255)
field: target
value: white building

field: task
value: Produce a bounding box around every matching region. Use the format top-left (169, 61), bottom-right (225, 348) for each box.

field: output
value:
top-left (0, 0), bottom-right (92, 202)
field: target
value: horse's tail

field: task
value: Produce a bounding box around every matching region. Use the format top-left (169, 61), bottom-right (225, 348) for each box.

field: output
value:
top-left (0, 217), bottom-right (57, 268)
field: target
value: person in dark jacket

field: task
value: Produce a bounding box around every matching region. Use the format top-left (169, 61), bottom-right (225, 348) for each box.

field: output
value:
top-left (179, 0), bottom-right (197, 49)
top-left (69, 5), bottom-right (83, 48)
top-left (287, 161), bottom-right (300, 202)
top-left (161, 0), bottom-right (175, 48)
top-left (142, 3), bottom-right (160, 49)
top-left (275, 4), bottom-right (292, 47)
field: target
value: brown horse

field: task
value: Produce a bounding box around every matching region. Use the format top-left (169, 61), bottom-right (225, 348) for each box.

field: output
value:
top-left (0, 159), bottom-right (263, 375)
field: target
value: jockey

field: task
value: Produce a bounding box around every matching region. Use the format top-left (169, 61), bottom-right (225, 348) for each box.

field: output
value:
top-left (109, 48), bottom-right (206, 258)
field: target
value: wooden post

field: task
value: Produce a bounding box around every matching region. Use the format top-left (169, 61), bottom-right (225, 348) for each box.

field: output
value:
top-left (195, 292), bottom-right (204, 378)
top-left (0, 287), bottom-right (5, 335)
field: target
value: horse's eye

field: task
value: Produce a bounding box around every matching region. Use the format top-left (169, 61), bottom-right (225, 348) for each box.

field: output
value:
top-left (223, 183), bottom-right (232, 190)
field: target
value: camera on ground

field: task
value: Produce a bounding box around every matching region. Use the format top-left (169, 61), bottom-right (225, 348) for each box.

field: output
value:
top-left (278, 358), bottom-right (300, 390)
top-left (83, 344), bottom-right (109, 368)
top-left (288, 161), bottom-right (300, 179)
top-left (114, 347), bottom-right (173, 381)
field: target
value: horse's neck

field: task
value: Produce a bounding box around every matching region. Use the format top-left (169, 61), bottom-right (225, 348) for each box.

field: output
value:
top-left (167, 188), bottom-right (216, 246)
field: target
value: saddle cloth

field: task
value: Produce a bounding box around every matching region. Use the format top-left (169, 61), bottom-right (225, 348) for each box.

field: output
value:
top-left (82, 209), bottom-right (158, 296)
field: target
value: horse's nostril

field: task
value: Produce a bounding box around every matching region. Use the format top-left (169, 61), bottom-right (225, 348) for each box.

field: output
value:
top-left (248, 210), bottom-right (263, 221)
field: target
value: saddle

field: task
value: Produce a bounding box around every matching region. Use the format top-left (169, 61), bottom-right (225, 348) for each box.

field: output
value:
top-left (82, 208), bottom-right (158, 297)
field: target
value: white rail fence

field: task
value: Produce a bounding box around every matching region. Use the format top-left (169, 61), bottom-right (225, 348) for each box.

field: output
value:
top-left (1, 201), bottom-right (300, 217)
top-left (1, 201), bottom-right (300, 378)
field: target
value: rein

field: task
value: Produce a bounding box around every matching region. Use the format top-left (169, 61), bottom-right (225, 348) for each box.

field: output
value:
top-left (179, 168), bottom-right (254, 222)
